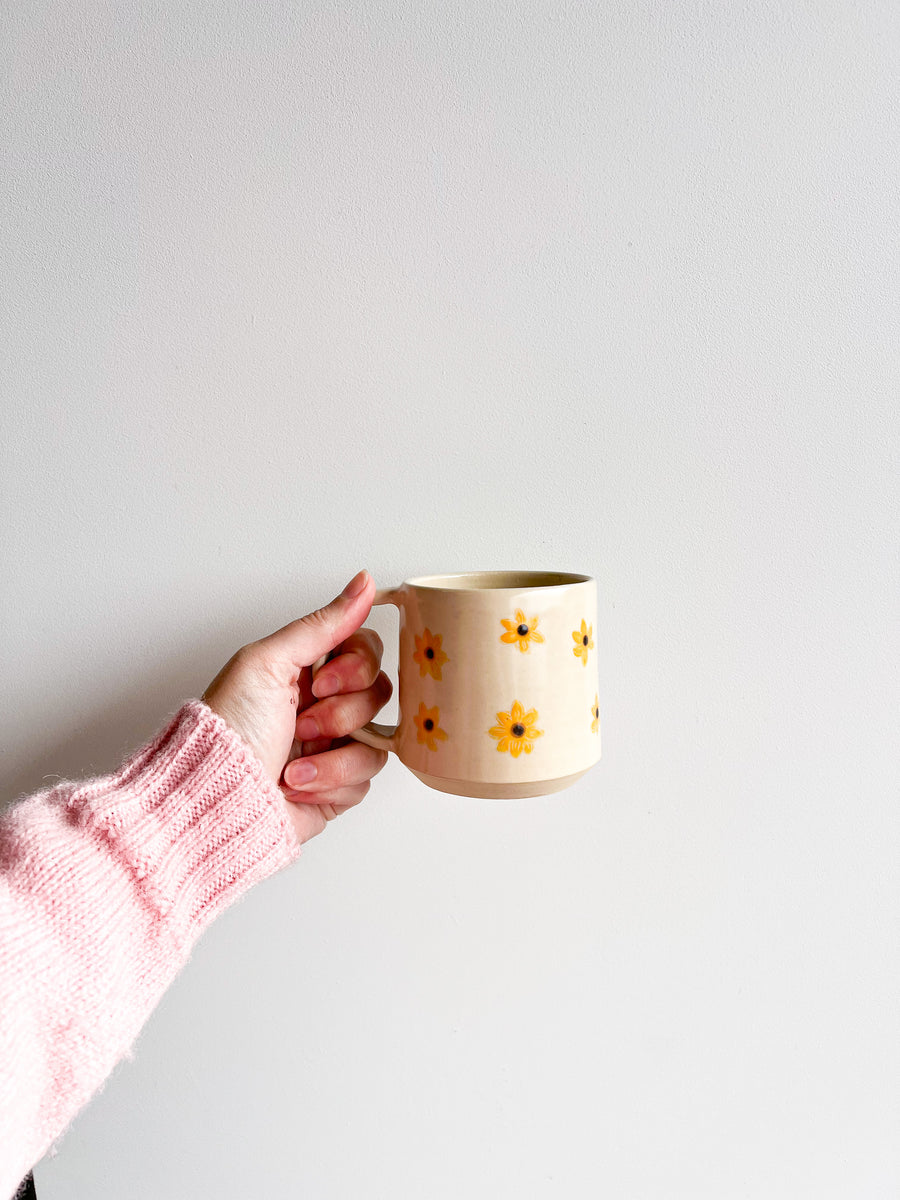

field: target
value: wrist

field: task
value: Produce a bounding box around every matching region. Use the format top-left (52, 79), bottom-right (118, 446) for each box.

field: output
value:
top-left (66, 700), bottom-right (301, 946)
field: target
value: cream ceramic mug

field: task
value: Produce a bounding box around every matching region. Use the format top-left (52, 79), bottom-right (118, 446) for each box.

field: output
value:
top-left (350, 571), bottom-right (601, 798)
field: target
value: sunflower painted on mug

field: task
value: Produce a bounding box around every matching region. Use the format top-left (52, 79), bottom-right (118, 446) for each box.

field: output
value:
top-left (412, 628), bottom-right (449, 681)
top-left (591, 695), bottom-right (600, 734)
top-left (500, 609), bottom-right (545, 653)
top-left (572, 619), bottom-right (594, 666)
top-left (414, 702), bottom-right (448, 752)
top-left (489, 701), bottom-right (544, 758)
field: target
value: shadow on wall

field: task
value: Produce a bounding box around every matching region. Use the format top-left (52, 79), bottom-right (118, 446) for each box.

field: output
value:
top-left (0, 575), bottom-right (384, 814)
top-left (0, 635), bottom-right (231, 816)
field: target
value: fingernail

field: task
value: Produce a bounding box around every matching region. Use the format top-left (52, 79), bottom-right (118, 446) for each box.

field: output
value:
top-left (312, 673), bottom-right (340, 699)
top-left (342, 569), bottom-right (369, 599)
top-left (295, 716), bottom-right (318, 740)
top-left (286, 759), bottom-right (317, 787)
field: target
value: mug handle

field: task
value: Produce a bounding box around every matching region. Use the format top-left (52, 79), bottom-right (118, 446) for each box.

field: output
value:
top-left (315, 585), bottom-right (404, 754)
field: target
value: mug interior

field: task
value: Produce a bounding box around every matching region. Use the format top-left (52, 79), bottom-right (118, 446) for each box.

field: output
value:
top-left (406, 570), bottom-right (592, 590)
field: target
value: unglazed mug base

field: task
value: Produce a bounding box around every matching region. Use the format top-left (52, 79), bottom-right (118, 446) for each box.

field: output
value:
top-left (407, 767), bottom-right (593, 799)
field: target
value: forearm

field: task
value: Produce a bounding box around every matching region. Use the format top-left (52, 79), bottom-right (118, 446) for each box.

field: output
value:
top-left (0, 701), bottom-right (300, 1196)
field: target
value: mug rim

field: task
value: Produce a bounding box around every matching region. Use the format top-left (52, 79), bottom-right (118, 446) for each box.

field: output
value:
top-left (405, 570), bottom-right (593, 591)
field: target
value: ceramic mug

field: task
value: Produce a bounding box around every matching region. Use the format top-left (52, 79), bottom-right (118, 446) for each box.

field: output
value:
top-left (350, 571), bottom-right (601, 798)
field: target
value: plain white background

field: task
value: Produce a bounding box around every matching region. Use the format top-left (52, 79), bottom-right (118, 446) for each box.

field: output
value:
top-left (2, 2), bottom-right (897, 1196)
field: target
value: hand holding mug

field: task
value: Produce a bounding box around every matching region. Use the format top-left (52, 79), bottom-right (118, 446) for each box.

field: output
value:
top-left (202, 570), bottom-right (392, 844)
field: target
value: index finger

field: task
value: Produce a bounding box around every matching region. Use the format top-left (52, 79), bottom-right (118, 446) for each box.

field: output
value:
top-left (312, 627), bottom-right (384, 699)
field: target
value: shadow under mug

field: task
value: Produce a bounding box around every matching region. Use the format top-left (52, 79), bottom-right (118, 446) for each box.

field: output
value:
top-left (350, 571), bottom-right (601, 798)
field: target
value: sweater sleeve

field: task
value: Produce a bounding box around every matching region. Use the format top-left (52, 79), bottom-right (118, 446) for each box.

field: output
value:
top-left (0, 700), bottom-right (301, 1197)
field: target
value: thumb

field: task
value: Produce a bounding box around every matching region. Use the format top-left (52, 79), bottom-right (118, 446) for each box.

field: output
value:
top-left (257, 570), bottom-right (376, 670)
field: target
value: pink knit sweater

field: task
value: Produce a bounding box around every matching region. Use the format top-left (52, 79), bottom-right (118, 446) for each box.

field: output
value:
top-left (0, 700), bottom-right (302, 1197)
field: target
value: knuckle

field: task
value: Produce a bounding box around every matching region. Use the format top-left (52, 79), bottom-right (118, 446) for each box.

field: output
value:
top-left (352, 780), bottom-right (371, 804)
top-left (326, 696), bottom-right (357, 738)
top-left (233, 643), bottom-right (259, 669)
top-left (334, 748), bottom-right (355, 787)
top-left (348, 651), bottom-right (371, 688)
top-left (233, 644), bottom-right (273, 683)
top-left (306, 605), bottom-right (337, 637)
top-left (324, 756), bottom-right (343, 789)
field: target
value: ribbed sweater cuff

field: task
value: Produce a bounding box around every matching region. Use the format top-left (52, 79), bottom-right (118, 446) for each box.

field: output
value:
top-left (64, 700), bottom-right (301, 948)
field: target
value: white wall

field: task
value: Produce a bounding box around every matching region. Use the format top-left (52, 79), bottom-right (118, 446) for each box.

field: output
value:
top-left (2, 2), bottom-right (897, 1196)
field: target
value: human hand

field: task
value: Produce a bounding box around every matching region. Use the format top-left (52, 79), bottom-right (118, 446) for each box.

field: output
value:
top-left (202, 570), bottom-right (391, 844)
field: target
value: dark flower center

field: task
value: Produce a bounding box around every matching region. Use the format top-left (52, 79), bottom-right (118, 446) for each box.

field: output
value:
top-left (425, 646), bottom-right (435, 659)
top-left (511, 723), bottom-right (526, 738)
top-left (582, 635), bottom-right (589, 646)
top-left (424, 718), bottom-right (434, 731)
top-left (517, 624), bottom-right (529, 637)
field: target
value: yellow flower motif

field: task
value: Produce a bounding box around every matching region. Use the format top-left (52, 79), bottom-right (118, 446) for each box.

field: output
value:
top-left (500, 609), bottom-right (545, 653)
top-left (413, 628), bottom-right (449, 680)
top-left (591, 695), bottom-right (600, 734)
top-left (572, 619), bottom-right (594, 666)
top-left (414, 702), bottom-right (448, 752)
top-left (489, 701), bottom-right (543, 758)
